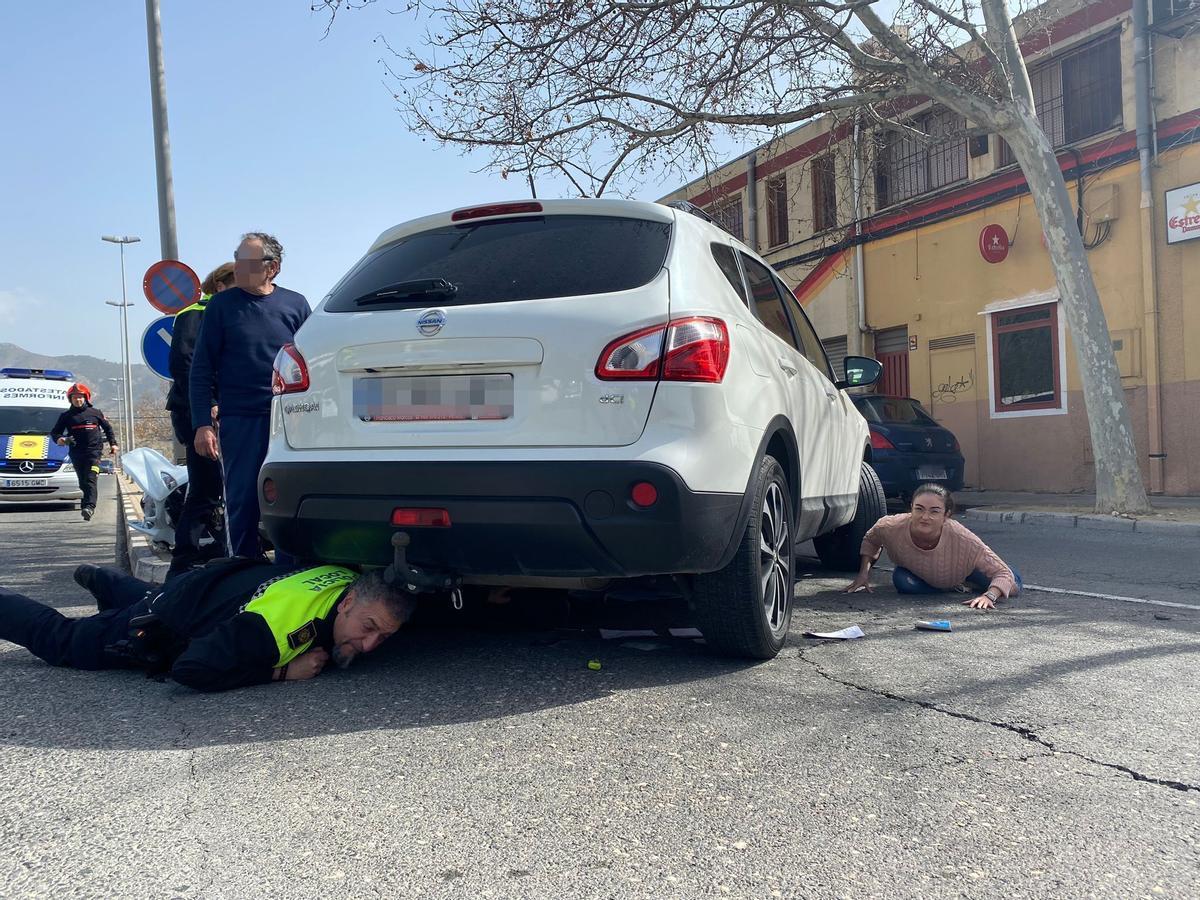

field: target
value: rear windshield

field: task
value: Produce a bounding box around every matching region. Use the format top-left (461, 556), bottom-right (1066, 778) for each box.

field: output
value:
top-left (854, 396), bottom-right (937, 425)
top-left (324, 215), bottom-right (672, 312)
top-left (0, 407), bottom-right (62, 435)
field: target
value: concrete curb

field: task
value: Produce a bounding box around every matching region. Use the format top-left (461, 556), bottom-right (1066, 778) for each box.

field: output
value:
top-left (116, 474), bottom-right (170, 584)
top-left (961, 506), bottom-right (1200, 535)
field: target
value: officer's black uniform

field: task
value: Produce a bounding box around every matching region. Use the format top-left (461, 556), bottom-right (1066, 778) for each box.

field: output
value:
top-left (166, 294), bottom-right (226, 577)
top-left (51, 401), bottom-right (116, 515)
top-left (0, 561), bottom-right (350, 692)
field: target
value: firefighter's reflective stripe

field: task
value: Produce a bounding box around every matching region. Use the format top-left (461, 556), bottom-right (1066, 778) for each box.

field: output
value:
top-left (242, 565), bottom-right (358, 666)
top-left (7, 435), bottom-right (49, 460)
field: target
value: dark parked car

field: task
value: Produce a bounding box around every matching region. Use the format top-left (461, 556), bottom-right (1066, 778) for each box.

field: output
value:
top-left (852, 395), bottom-right (964, 500)
top-left (98, 459), bottom-right (115, 475)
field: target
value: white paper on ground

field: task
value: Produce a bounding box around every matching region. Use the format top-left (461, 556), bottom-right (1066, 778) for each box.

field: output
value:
top-left (621, 640), bottom-right (666, 651)
top-left (802, 625), bottom-right (865, 640)
top-left (599, 628), bottom-right (657, 639)
top-left (668, 627), bottom-right (703, 638)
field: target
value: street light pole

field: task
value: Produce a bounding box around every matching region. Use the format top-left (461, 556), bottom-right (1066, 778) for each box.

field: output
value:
top-left (145, 0), bottom-right (179, 260)
top-left (102, 234), bottom-right (141, 449)
top-left (105, 300), bottom-right (135, 449)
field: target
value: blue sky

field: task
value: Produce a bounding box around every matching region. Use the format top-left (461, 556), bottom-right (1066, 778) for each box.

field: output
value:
top-left (0, 1), bottom-right (693, 361)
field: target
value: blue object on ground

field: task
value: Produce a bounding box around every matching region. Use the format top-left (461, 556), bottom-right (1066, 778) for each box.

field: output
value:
top-left (915, 620), bottom-right (952, 632)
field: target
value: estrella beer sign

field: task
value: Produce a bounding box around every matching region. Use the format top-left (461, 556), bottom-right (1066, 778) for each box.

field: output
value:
top-left (1165, 182), bottom-right (1200, 245)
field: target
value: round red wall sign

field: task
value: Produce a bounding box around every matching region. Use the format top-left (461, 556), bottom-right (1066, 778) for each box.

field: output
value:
top-left (979, 224), bottom-right (1010, 264)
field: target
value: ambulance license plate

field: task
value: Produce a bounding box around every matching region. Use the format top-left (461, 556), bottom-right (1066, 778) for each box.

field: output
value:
top-left (3, 478), bottom-right (49, 487)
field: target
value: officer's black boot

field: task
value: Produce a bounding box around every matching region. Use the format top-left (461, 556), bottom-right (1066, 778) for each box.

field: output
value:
top-left (0, 588), bottom-right (74, 666)
top-left (72, 565), bottom-right (153, 612)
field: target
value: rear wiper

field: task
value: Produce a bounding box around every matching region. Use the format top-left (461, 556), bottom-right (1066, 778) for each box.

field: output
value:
top-left (352, 278), bottom-right (458, 306)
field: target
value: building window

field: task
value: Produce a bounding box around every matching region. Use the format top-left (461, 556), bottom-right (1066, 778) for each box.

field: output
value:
top-left (707, 196), bottom-right (744, 240)
top-left (812, 155), bottom-right (837, 232)
top-left (990, 303), bottom-right (1062, 413)
top-left (999, 33), bottom-right (1122, 165)
top-left (875, 108), bottom-right (967, 208)
top-left (766, 175), bottom-right (789, 247)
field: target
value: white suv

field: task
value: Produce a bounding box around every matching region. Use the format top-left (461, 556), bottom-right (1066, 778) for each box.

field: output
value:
top-left (261, 199), bottom-right (884, 658)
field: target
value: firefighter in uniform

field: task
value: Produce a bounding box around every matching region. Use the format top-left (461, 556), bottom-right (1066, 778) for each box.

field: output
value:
top-left (51, 383), bottom-right (118, 520)
top-left (166, 263), bottom-right (233, 578)
top-left (0, 561), bottom-right (415, 692)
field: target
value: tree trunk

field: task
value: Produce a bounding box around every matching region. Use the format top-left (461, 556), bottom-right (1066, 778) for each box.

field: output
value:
top-left (1005, 122), bottom-right (1151, 514)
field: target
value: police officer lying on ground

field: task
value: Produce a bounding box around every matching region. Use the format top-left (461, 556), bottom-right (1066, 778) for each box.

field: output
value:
top-left (0, 559), bottom-right (415, 692)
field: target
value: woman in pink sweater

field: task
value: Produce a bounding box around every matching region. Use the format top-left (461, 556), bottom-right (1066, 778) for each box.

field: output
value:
top-left (845, 483), bottom-right (1021, 610)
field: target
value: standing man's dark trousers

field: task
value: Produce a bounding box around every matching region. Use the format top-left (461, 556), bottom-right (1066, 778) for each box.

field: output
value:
top-left (218, 413), bottom-right (272, 560)
top-left (70, 453), bottom-right (100, 510)
top-left (169, 411), bottom-right (227, 578)
top-left (0, 569), bottom-right (157, 670)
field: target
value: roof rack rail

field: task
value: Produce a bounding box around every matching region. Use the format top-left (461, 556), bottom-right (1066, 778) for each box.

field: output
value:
top-left (661, 200), bottom-right (714, 224)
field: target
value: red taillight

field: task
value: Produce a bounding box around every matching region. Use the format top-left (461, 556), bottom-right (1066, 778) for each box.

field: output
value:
top-left (272, 343), bottom-right (309, 395)
top-left (596, 317), bottom-right (729, 383)
top-left (450, 201), bottom-right (543, 222)
top-left (390, 508), bottom-right (452, 528)
top-left (951, 436), bottom-right (961, 453)
top-left (630, 482), bottom-right (658, 508)
top-left (870, 429), bottom-right (896, 450)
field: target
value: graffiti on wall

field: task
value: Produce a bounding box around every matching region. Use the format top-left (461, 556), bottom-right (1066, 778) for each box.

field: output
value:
top-left (932, 370), bottom-right (975, 404)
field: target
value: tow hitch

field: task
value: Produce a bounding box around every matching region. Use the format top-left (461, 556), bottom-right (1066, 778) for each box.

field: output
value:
top-left (383, 531), bottom-right (463, 609)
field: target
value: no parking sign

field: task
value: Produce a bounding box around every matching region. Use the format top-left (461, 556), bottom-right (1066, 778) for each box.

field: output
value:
top-left (142, 259), bottom-right (200, 314)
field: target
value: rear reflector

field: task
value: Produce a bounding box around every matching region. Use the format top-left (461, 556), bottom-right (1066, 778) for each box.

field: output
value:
top-left (451, 201), bottom-right (543, 222)
top-left (390, 508), bottom-right (452, 528)
top-left (630, 482), bottom-right (658, 508)
top-left (596, 316), bottom-right (729, 383)
top-left (262, 478), bottom-right (277, 504)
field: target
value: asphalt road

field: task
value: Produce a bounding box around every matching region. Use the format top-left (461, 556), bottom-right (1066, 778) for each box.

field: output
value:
top-left (1, 484), bottom-right (1197, 899)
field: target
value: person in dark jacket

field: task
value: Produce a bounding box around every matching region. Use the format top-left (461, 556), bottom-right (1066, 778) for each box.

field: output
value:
top-left (190, 233), bottom-right (309, 559)
top-left (51, 383), bottom-right (118, 521)
top-left (0, 562), bottom-right (416, 692)
top-left (165, 262), bottom-right (234, 579)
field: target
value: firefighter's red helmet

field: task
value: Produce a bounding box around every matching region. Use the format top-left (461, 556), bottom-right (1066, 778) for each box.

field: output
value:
top-left (67, 382), bottom-right (92, 402)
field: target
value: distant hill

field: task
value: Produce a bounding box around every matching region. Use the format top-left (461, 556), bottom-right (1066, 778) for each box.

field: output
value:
top-left (0, 343), bottom-right (166, 406)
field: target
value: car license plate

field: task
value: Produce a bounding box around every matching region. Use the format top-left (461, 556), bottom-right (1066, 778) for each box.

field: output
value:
top-left (917, 466), bottom-right (948, 480)
top-left (354, 374), bottom-right (514, 422)
top-left (3, 478), bottom-right (49, 487)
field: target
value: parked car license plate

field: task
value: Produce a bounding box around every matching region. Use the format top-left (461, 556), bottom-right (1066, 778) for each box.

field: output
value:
top-left (3, 477), bottom-right (49, 488)
top-left (917, 466), bottom-right (948, 480)
top-left (354, 374), bottom-right (515, 422)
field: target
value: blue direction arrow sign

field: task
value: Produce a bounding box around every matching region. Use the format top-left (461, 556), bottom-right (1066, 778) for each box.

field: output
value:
top-left (141, 315), bottom-right (175, 380)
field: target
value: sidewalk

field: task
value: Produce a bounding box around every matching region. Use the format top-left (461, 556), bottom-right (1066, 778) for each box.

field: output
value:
top-left (956, 489), bottom-right (1200, 536)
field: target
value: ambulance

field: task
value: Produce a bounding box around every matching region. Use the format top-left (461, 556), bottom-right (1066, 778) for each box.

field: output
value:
top-left (0, 368), bottom-right (84, 505)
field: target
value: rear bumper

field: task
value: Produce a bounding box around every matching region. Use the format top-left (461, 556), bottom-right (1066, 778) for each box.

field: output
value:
top-left (259, 460), bottom-right (746, 577)
top-left (870, 451), bottom-right (965, 497)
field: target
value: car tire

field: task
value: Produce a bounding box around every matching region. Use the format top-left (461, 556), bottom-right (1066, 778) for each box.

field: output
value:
top-left (813, 461), bottom-right (886, 572)
top-left (691, 455), bottom-right (794, 660)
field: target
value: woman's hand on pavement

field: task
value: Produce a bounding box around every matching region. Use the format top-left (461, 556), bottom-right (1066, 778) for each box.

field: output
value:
top-left (844, 576), bottom-right (873, 593)
top-left (285, 647), bottom-right (329, 681)
top-left (963, 594), bottom-right (996, 610)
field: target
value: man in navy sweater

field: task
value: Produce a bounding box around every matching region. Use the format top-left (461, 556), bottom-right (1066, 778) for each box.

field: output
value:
top-left (189, 232), bottom-right (310, 558)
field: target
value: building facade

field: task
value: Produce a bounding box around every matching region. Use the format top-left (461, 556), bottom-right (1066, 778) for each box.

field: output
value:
top-left (659, 0), bottom-right (1200, 495)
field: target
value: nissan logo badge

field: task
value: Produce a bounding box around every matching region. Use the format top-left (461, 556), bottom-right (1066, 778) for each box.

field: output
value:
top-left (417, 309), bottom-right (447, 336)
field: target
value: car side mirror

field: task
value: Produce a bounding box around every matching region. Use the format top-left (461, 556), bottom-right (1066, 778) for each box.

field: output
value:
top-left (836, 356), bottom-right (882, 390)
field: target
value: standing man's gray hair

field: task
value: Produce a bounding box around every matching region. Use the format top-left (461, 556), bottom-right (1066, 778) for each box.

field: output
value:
top-left (242, 232), bottom-right (284, 271)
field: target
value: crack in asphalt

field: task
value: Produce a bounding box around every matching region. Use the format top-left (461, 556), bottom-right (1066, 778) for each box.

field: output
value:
top-left (795, 647), bottom-right (1200, 794)
top-left (166, 693), bottom-right (217, 896)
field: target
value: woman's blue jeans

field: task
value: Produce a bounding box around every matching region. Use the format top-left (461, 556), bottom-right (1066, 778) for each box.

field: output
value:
top-left (892, 567), bottom-right (1023, 596)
